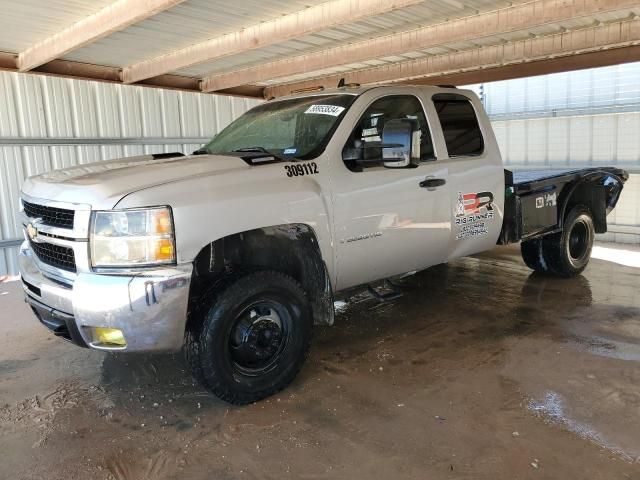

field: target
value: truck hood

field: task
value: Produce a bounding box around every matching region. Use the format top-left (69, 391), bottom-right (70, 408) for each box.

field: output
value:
top-left (21, 153), bottom-right (251, 209)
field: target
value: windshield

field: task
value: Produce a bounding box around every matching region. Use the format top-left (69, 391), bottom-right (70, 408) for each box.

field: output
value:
top-left (200, 94), bottom-right (357, 160)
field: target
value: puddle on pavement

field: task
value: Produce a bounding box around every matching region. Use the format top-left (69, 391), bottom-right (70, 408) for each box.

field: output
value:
top-left (528, 390), bottom-right (638, 462)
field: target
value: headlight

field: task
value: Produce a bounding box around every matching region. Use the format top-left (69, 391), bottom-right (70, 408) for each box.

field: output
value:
top-left (90, 207), bottom-right (175, 268)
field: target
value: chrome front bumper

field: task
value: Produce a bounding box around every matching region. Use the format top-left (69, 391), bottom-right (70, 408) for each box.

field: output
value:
top-left (19, 242), bottom-right (193, 352)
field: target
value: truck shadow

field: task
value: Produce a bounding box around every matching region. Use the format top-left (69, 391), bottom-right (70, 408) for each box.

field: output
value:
top-left (315, 258), bottom-right (594, 352)
top-left (99, 351), bottom-right (222, 413)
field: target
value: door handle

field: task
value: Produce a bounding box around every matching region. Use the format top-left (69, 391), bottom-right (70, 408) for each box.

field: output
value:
top-left (420, 178), bottom-right (446, 188)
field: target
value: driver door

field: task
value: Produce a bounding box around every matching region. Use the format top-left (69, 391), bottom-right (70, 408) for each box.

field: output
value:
top-left (330, 94), bottom-right (451, 291)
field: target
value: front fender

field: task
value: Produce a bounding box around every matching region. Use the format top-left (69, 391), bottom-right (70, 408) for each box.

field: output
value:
top-left (115, 166), bottom-right (335, 282)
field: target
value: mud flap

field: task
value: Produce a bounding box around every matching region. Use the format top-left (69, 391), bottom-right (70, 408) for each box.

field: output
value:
top-left (318, 261), bottom-right (335, 326)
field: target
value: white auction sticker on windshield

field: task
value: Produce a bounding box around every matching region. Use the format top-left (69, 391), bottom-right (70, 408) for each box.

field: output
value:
top-left (305, 105), bottom-right (345, 116)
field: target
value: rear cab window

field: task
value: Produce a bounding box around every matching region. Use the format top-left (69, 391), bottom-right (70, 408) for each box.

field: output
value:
top-left (432, 93), bottom-right (484, 158)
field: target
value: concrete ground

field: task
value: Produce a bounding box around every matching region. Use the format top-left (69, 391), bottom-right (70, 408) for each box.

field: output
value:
top-left (1, 243), bottom-right (640, 480)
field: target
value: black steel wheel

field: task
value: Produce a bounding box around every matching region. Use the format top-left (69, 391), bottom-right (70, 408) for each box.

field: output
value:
top-left (185, 271), bottom-right (312, 405)
top-left (229, 300), bottom-right (289, 376)
top-left (566, 218), bottom-right (591, 267)
top-left (542, 205), bottom-right (595, 278)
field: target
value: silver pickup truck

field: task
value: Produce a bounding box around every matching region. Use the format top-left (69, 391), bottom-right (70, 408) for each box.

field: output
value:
top-left (18, 85), bottom-right (627, 404)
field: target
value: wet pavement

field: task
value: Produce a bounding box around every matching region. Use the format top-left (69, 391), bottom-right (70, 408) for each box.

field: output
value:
top-left (1, 243), bottom-right (640, 480)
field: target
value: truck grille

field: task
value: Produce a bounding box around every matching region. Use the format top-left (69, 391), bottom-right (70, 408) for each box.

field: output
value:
top-left (29, 240), bottom-right (77, 272)
top-left (23, 200), bottom-right (75, 229)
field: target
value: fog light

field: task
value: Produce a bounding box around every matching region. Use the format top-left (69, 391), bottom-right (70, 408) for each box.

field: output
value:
top-left (93, 327), bottom-right (127, 347)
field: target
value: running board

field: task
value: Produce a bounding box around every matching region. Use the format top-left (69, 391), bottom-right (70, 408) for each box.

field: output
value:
top-left (367, 280), bottom-right (403, 302)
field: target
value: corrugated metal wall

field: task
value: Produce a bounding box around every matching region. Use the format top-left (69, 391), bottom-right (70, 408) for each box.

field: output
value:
top-left (0, 71), bottom-right (261, 275)
top-left (476, 62), bottom-right (640, 118)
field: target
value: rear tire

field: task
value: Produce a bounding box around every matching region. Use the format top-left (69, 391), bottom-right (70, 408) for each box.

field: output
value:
top-left (185, 271), bottom-right (313, 405)
top-left (520, 238), bottom-right (549, 273)
top-left (542, 205), bottom-right (595, 278)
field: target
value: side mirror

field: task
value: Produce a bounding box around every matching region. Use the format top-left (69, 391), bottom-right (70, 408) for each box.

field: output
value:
top-left (382, 119), bottom-right (419, 168)
top-left (342, 146), bottom-right (361, 161)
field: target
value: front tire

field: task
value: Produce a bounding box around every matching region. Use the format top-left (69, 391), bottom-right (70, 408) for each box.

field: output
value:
top-left (185, 271), bottom-right (313, 405)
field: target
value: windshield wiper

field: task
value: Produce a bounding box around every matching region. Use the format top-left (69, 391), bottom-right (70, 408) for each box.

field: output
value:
top-left (232, 147), bottom-right (272, 154)
top-left (232, 147), bottom-right (290, 162)
top-left (192, 147), bottom-right (271, 156)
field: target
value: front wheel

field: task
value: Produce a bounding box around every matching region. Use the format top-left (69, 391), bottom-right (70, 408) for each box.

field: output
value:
top-left (185, 271), bottom-right (313, 405)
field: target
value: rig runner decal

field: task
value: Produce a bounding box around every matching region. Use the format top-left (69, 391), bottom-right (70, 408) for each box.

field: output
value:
top-left (455, 191), bottom-right (495, 240)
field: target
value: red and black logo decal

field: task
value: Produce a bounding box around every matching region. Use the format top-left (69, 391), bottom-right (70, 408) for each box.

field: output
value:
top-left (456, 191), bottom-right (494, 217)
top-left (463, 191), bottom-right (494, 213)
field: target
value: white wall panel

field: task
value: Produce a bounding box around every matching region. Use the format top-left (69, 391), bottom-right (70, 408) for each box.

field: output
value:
top-left (568, 117), bottom-right (592, 165)
top-left (592, 115), bottom-right (616, 165)
top-left (617, 114), bottom-right (640, 164)
top-left (547, 74), bottom-right (569, 111)
top-left (497, 112), bottom-right (640, 169)
top-left (526, 118), bottom-right (547, 166)
top-left (546, 117), bottom-right (569, 164)
top-left (0, 71), bottom-right (261, 275)
top-left (506, 120), bottom-right (526, 164)
top-left (525, 76), bottom-right (546, 111)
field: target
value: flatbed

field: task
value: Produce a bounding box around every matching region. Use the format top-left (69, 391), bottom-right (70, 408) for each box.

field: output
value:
top-left (500, 167), bottom-right (627, 245)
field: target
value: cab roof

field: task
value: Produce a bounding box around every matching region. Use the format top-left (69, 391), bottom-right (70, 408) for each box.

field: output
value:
top-left (272, 84), bottom-right (466, 102)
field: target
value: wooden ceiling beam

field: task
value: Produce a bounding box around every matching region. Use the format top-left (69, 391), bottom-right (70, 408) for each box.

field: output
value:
top-left (263, 18), bottom-right (640, 98)
top-left (2, 57), bottom-right (264, 98)
top-left (404, 45), bottom-right (640, 86)
top-left (203, 0), bottom-right (639, 93)
top-left (122, 0), bottom-right (426, 84)
top-left (0, 51), bottom-right (17, 70)
top-left (18, 0), bottom-right (187, 72)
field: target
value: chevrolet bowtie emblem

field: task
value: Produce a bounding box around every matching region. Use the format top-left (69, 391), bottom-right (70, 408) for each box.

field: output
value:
top-left (26, 223), bottom-right (38, 241)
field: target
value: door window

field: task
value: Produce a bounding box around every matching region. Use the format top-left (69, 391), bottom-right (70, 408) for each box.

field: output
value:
top-left (343, 95), bottom-right (435, 171)
top-left (432, 93), bottom-right (484, 157)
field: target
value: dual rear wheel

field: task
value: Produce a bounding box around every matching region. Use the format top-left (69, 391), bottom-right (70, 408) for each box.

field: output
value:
top-left (521, 205), bottom-right (595, 277)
